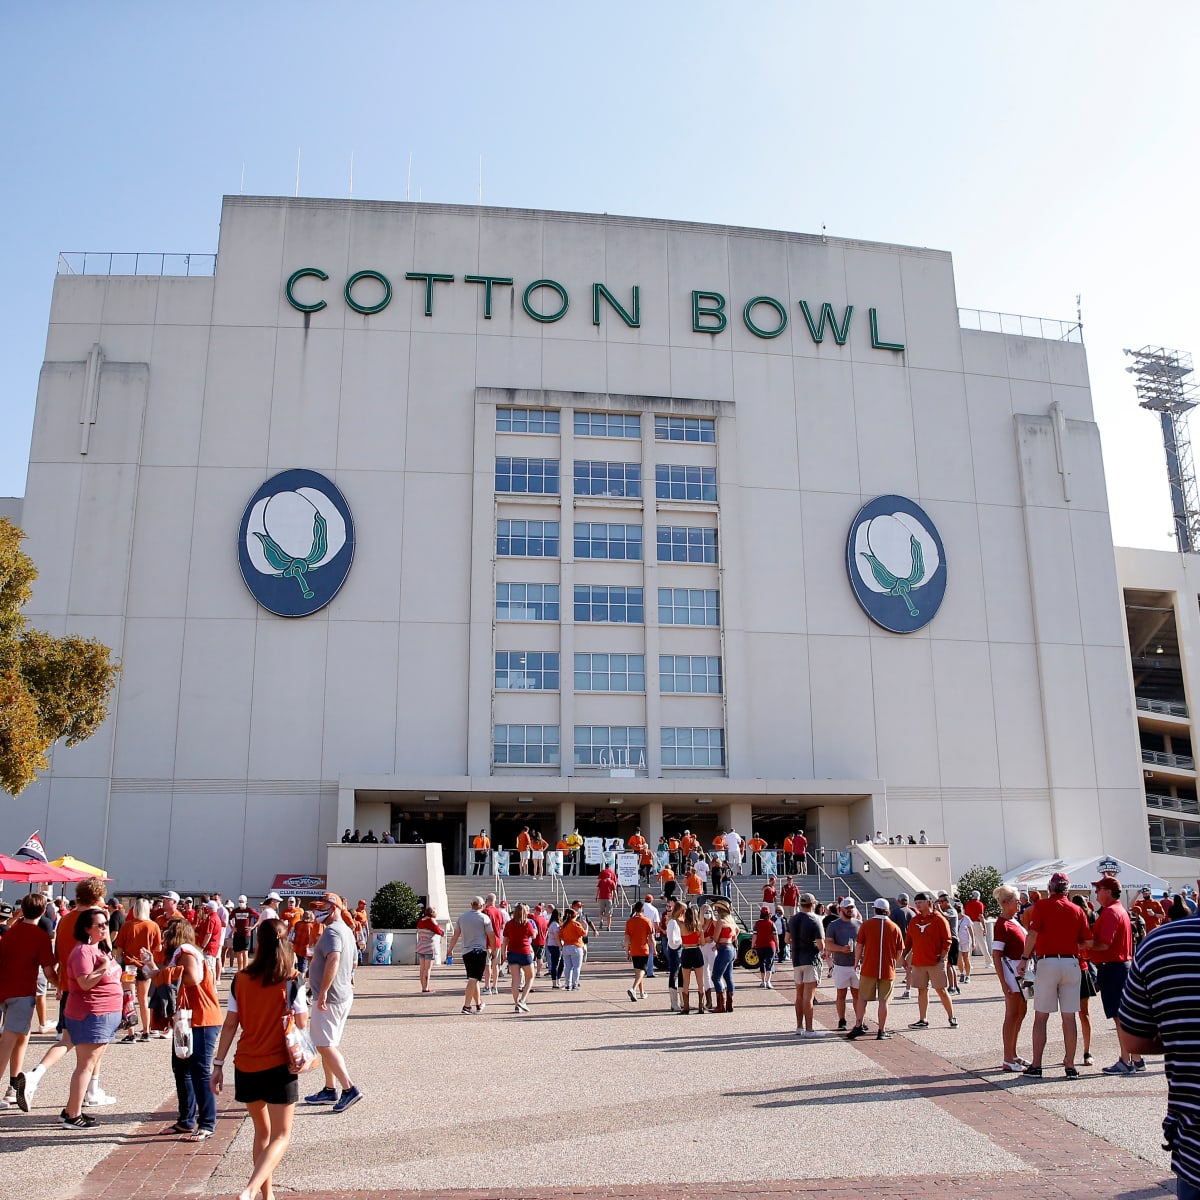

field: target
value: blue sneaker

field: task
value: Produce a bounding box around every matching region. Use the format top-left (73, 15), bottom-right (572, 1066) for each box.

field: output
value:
top-left (304, 1086), bottom-right (338, 1105)
top-left (331, 1085), bottom-right (363, 1113)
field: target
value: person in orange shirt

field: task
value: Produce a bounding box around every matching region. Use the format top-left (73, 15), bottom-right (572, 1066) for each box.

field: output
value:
top-left (748, 835), bottom-right (767, 874)
top-left (530, 831), bottom-right (548, 878)
top-left (782, 835), bottom-right (794, 873)
top-left (1132, 888), bottom-right (1166, 932)
top-left (679, 831), bottom-right (696, 859)
top-left (667, 836), bottom-right (681, 870)
top-left (685, 865), bottom-right (703, 896)
top-left (516, 827), bottom-right (532, 876)
top-left (850, 899), bottom-right (906, 1039)
top-left (291, 912), bottom-right (318, 976)
top-left (658, 863), bottom-right (677, 902)
top-left (623, 902), bottom-right (656, 1002)
top-left (902, 892), bottom-right (956, 1029)
top-left (712, 833), bottom-right (726, 853)
top-left (471, 830), bottom-right (491, 876)
top-left (113, 898), bottom-right (164, 1042)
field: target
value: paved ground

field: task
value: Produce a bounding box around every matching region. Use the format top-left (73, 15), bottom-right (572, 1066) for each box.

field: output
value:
top-left (0, 959), bottom-right (1180, 1199)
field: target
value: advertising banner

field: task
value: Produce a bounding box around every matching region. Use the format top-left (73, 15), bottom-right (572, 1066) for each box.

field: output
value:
top-left (546, 851), bottom-right (564, 877)
top-left (494, 851), bottom-right (511, 876)
top-left (616, 853), bottom-right (640, 887)
top-left (584, 837), bottom-right (605, 865)
top-left (759, 850), bottom-right (778, 876)
top-left (836, 851), bottom-right (853, 876)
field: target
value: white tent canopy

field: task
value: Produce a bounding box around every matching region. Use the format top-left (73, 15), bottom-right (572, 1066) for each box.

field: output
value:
top-left (1003, 855), bottom-right (1169, 896)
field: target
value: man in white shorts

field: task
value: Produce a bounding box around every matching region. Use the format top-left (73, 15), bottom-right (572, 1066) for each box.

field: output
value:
top-left (788, 894), bottom-right (826, 1036)
top-left (824, 898), bottom-right (861, 1032)
top-left (303, 893), bottom-right (364, 1113)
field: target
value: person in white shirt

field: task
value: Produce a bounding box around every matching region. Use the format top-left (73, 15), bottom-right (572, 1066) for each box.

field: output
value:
top-left (726, 829), bottom-right (744, 875)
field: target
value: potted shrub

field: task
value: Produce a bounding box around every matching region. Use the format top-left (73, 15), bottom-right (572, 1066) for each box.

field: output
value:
top-left (369, 881), bottom-right (421, 965)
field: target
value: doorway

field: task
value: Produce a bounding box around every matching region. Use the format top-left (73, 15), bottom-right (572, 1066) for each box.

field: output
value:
top-left (391, 809), bottom-right (466, 875)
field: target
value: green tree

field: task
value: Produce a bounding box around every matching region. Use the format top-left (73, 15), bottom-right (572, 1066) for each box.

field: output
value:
top-left (956, 863), bottom-right (1004, 918)
top-left (0, 518), bottom-right (120, 795)
top-left (370, 880), bottom-right (421, 929)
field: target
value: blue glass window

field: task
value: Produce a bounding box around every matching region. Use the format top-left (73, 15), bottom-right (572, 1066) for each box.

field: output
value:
top-left (573, 585), bottom-right (644, 624)
top-left (655, 464), bottom-right (717, 502)
top-left (574, 411), bottom-right (641, 439)
top-left (493, 724), bottom-right (560, 766)
top-left (575, 522), bottom-right (643, 561)
top-left (657, 526), bottom-right (717, 564)
top-left (497, 520), bottom-right (560, 558)
top-left (495, 583), bottom-right (560, 622)
top-left (658, 588), bottom-right (720, 626)
top-left (661, 727), bottom-right (725, 767)
top-left (496, 457), bottom-right (560, 495)
top-left (654, 415), bottom-right (715, 443)
top-left (573, 461), bottom-right (642, 499)
top-left (495, 651), bottom-right (559, 691)
top-left (574, 653), bottom-right (646, 692)
top-left (573, 725), bottom-right (648, 768)
top-left (497, 407), bottom-right (560, 434)
top-left (659, 655), bottom-right (722, 694)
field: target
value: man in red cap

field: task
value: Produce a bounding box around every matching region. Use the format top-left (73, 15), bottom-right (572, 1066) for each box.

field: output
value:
top-left (1090, 877), bottom-right (1142, 1075)
top-left (1018, 871), bottom-right (1091, 1078)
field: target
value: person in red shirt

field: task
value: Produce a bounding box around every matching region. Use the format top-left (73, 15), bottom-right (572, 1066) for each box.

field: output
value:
top-left (1018, 871), bottom-right (1092, 1078)
top-left (502, 904), bottom-right (538, 1012)
top-left (781, 877), bottom-right (800, 918)
top-left (762, 876), bottom-right (778, 905)
top-left (962, 891), bottom-right (988, 973)
top-left (990, 885), bottom-right (1029, 1070)
top-left (1091, 877), bottom-right (1143, 1075)
top-left (482, 893), bottom-right (506, 995)
top-left (793, 832), bottom-right (809, 875)
top-left (0, 893), bottom-right (59, 1099)
top-left (623, 902), bottom-right (656, 1001)
top-left (595, 867), bottom-right (618, 931)
top-left (752, 905), bottom-right (778, 989)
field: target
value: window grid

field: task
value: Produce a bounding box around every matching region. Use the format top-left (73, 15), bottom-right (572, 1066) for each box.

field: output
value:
top-left (495, 651), bottom-right (560, 691)
top-left (574, 653), bottom-right (646, 693)
top-left (573, 725), bottom-right (648, 767)
top-left (657, 525), bottom-right (718, 564)
top-left (495, 457), bottom-right (560, 495)
top-left (493, 724), bottom-right (560, 766)
top-left (1148, 814), bottom-right (1200, 856)
top-left (574, 585), bottom-right (645, 624)
top-left (658, 587), bottom-right (720, 626)
top-left (496, 520), bottom-right (560, 558)
top-left (655, 464), bottom-right (717, 502)
top-left (654, 415), bottom-right (715, 443)
top-left (497, 407), bottom-right (560, 434)
top-left (661, 727), bottom-right (726, 768)
top-left (575, 522), bottom-right (643, 561)
top-left (574, 411), bottom-right (641, 439)
top-left (496, 583), bottom-right (560, 622)
top-left (659, 654), bottom-right (722, 694)
top-left (574, 460), bottom-right (642, 499)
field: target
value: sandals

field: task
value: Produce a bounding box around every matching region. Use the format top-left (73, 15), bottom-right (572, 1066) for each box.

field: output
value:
top-left (1064, 1067), bottom-right (1080, 1080)
top-left (166, 1121), bottom-right (194, 1134)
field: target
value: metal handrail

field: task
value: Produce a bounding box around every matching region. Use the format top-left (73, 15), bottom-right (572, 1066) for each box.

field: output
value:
top-left (808, 850), bottom-right (865, 914)
top-left (57, 251), bottom-right (216, 277)
top-left (959, 307), bottom-right (1083, 344)
top-left (1143, 749), bottom-right (1196, 769)
top-left (1137, 696), bottom-right (1189, 718)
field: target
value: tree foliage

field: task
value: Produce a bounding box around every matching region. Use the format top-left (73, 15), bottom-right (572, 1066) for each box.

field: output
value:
top-left (956, 863), bottom-right (1005, 918)
top-left (370, 880), bottom-right (421, 930)
top-left (0, 518), bottom-right (120, 795)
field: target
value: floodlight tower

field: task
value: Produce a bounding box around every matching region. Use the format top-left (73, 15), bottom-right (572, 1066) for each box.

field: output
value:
top-left (1125, 345), bottom-right (1200, 553)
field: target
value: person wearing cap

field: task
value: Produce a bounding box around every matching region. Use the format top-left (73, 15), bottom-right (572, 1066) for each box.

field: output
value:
top-left (902, 892), bottom-right (957, 1030)
top-left (256, 894), bottom-right (282, 929)
top-left (848, 899), bottom-right (904, 1040)
top-left (1017, 871), bottom-right (1092, 1078)
top-left (788, 894), bottom-right (826, 1034)
top-left (708, 899), bottom-right (739, 1012)
top-left (888, 894), bottom-right (914, 996)
top-left (303, 893), bottom-right (363, 1113)
top-left (825, 898), bottom-right (861, 1030)
top-left (1133, 887), bottom-right (1166, 934)
top-left (194, 901), bottom-right (224, 982)
top-left (230, 896), bottom-right (260, 973)
top-left (1089, 878), bottom-right (1142, 1076)
top-left (155, 891), bottom-right (181, 930)
top-left (963, 890), bottom-right (989, 974)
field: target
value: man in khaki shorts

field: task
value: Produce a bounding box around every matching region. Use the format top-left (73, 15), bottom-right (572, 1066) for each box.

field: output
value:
top-left (903, 891), bottom-right (957, 1029)
top-left (849, 898), bottom-right (905, 1040)
top-left (787, 894), bottom-right (825, 1036)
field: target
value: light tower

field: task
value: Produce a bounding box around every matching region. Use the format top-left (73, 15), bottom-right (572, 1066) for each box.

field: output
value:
top-left (1125, 345), bottom-right (1200, 553)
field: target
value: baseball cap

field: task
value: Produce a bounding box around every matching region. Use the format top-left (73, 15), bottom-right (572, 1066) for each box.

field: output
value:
top-left (161, 890), bottom-right (180, 902)
top-left (838, 896), bottom-right (854, 909)
top-left (205, 900), bottom-right (219, 910)
top-left (936, 890), bottom-right (949, 898)
top-left (266, 891), bottom-right (282, 903)
top-left (1049, 871), bottom-right (1070, 889)
top-left (1092, 877), bottom-right (1118, 890)
top-left (873, 898), bottom-right (891, 913)
top-left (897, 892), bottom-right (909, 902)
top-left (1141, 886), bottom-right (1152, 895)
top-left (914, 891), bottom-right (933, 902)
top-left (760, 905), bottom-right (771, 918)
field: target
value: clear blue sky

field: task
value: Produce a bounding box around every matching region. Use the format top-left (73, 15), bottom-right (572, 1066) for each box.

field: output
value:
top-left (3, 3), bottom-right (1196, 549)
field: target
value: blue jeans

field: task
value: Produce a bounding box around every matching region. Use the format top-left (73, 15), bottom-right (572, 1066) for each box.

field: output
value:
top-left (172, 1023), bottom-right (219, 1132)
top-left (561, 944), bottom-right (583, 988)
top-left (546, 945), bottom-right (563, 982)
top-left (713, 944), bottom-right (736, 994)
top-left (665, 945), bottom-right (682, 990)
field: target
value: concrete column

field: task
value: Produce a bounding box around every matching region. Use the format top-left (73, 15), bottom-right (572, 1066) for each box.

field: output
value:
top-left (557, 798), bottom-right (576, 840)
top-left (466, 797), bottom-right (491, 843)
top-left (640, 799), bottom-right (664, 845)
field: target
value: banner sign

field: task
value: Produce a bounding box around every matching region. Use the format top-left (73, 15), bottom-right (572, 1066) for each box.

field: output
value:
top-left (616, 853), bottom-right (640, 887)
top-left (546, 851), bottom-right (564, 877)
top-left (653, 850), bottom-right (670, 871)
top-left (493, 851), bottom-right (510, 876)
top-left (836, 851), bottom-right (853, 876)
top-left (584, 837), bottom-right (605, 865)
top-left (759, 850), bottom-right (778, 876)
top-left (271, 873), bottom-right (328, 898)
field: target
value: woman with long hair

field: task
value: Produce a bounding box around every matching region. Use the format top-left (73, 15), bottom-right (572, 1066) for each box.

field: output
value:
top-left (160, 917), bottom-right (223, 1140)
top-left (709, 899), bottom-right (739, 1012)
top-left (991, 885), bottom-right (1029, 1072)
top-left (211, 919), bottom-right (307, 1200)
top-left (558, 909), bottom-right (586, 990)
top-left (415, 906), bottom-right (444, 994)
top-left (699, 900), bottom-right (718, 1012)
top-left (544, 907), bottom-right (564, 988)
top-left (678, 904), bottom-right (707, 1014)
top-left (664, 900), bottom-right (684, 1011)
top-left (113, 897), bottom-right (162, 1042)
top-left (60, 907), bottom-right (123, 1128)
top-left (502, 903), bottom-right (537, 1012)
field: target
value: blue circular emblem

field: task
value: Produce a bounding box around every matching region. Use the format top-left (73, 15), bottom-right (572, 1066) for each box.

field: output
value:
top-left (238, 469), bottom-right (355, 617)
top-left (846, 495), bottom-right (946, 633)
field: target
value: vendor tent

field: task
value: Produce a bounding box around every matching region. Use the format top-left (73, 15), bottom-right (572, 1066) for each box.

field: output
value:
top-left (1004, 855), bottom-right (1169, 895)
top-left (50, 855), bottom-right (110, 879)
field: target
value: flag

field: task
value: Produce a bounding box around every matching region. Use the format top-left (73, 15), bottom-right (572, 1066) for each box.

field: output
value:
top-left (14, 831), bottom-right (48, 864)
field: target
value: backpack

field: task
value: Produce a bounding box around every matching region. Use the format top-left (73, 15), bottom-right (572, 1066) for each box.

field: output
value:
top-left (149, 973), bottom-right (181, 1022)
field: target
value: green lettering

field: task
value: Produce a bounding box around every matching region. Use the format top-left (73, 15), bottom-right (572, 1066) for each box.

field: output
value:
top-left (592, 283), bottom-right (640, 328)
top-left (692, 290), bottom-right (727, 334)
top-left (799, 301), bottom-right (853, 345)
top-left (869, 308), bottom-right (905, 352)
top-left (405, 271), bottom-right (455, 316)
top-left (522, 279), bottom-right (569, 323)
top-left (285, 267), bottom-right (328, 313)
top-left (464, 274), bottom-right (514, 319)
top-left (743, 295), bottom-right (788, 339)
top-left (344, 270), bottom-right (392, 315)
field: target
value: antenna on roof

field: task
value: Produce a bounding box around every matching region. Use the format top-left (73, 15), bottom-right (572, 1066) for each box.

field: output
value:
top-left (294, 147), bottom-right (301, 198)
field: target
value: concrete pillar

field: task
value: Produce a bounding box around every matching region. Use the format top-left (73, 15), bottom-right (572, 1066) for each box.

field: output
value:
top-left (556, 798), bottom-right (576, 841)
top-left (466, 797), bottom-right (491, 843)
top-left (640, 800), bottom-right (664, 845)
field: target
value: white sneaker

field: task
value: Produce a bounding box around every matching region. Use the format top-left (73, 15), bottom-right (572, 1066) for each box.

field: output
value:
top-left (84, 1086), bottom-right (118, 1107)
top-left (2, 1087), bottom-right (15, 1104)
top-left (0, 1099), bottom-right (9, 1111)
top-left (22, 1066), bottom-right (44, 1106)
top-left (765, 981), bottom-right (774, 990)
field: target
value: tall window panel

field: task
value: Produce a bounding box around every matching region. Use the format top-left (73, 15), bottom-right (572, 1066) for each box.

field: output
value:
top-left (573, 585), bottom-right (644, 624)
top-left (659, 655), bottom-right (722, 694)
top-left (574, 461), bottom-right (642, 499)
top-left (495, 457), bottom-right (560, 495)
top-left (658, 588), bottom-right (720, 626)
top-left (661, 727), bottom-right (725, 768)
top-left (575, 522), bottom-right (643, 561)
top-left (655, 464), bottom-right (717, 502)
top-left (495, 651), bottom-right (560, 691)
top-left (574, 411), bottom-right (641, 439)
top-left (654, 415), bottom-right (715, 443)
top-left (574, 725), bottom-right (647, 769)
top-left (497, 407), bottom-right (560, 434)
top-left (574, 653), bottom-right (646, 693)
top-left (657, 526), bottom-right (717, 564)
top-left (493, 724), bottom-right (560, 766)
top-left (495, 583), bottom-right (560, 622)
top-left (497, 520), bottom-right (560, 558)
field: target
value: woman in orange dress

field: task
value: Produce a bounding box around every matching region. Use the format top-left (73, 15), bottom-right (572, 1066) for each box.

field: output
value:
top-left (112, 898), bottom-right (162, 1042)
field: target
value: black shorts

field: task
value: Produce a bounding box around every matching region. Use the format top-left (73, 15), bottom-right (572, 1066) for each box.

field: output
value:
top-left (949, 939), bottom-right (959, 961)
top-left (462, 950), bottom-right (487, 981)
top-left (1096, 960), bottom-right (1129, 1020)
top-left (235, 1063), bottom-right (298, 1106)
top-left (631, 955), bottom-right (649, 971)
top-left (232, 934), bottom-right (249, 953)
top-left (680, 947), bottom-right (704, 970)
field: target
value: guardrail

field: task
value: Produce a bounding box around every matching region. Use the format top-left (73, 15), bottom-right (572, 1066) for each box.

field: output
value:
top-left (1145, 791), bottom-right (1200, 815)
top-left (1143, 749), bottom-right (1196, 770)
top-left (959, 307), bottom-right (1082, 344)
top-left (1137, 696), bottom-right (1189, 718)
top-left (57, 251), bottom-right (216, 277)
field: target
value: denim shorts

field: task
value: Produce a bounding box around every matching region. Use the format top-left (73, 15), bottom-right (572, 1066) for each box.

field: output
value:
top-left (507, 952), bottom-right (533, 967)
top-left (64, 1010), bottom-right (122, 1045)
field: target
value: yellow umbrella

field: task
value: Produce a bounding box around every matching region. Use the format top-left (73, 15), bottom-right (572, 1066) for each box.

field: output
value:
top-left (50, 855), bottom-right (109, 877)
